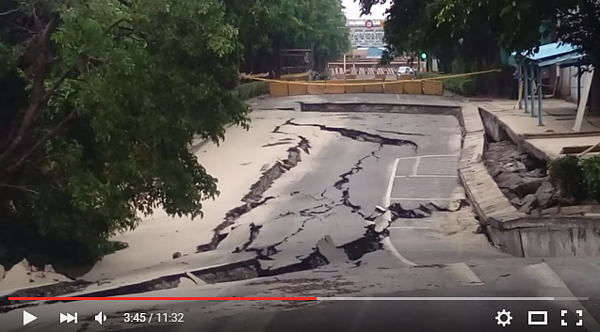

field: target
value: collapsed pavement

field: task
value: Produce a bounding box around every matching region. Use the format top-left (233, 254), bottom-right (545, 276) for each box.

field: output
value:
top-left (484, 139), bottom-right (562, 215)
top-left (1, 116), bottom-right (457, 312)
top-left (196, 118), bottom-right (420, 254)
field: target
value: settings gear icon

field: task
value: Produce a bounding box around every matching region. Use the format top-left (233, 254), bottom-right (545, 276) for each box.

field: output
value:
top-left (496, 309), bottom-right (513, 327)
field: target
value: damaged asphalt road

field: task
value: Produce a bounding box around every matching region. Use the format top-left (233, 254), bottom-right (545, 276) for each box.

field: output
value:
top-left (188, 112), bottom-right (458, 282)
top-left (0, 108), bottom-right (471, 308)
top-left (196, 117), bottom-right (420, 255)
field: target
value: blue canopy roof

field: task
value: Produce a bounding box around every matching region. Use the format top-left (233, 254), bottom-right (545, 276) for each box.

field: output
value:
top-left (509, 42), bottom-right (583, 67)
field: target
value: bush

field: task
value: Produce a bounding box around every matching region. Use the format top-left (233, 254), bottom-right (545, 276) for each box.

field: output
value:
top-left (235, 81), bottom-right (270, 100)
top-left (549, 155), bottom-right (586, 202)
top-left (581, 156), bottom-right (600, 202)
top-left (417, 72), bottom-right (476, 96)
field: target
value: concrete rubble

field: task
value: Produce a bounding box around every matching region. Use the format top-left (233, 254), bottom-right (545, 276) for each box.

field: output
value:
top-left (484, 140), bottom-right (561, 214)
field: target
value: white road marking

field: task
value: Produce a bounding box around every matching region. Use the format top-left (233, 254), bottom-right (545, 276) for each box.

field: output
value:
top-left (382, 236), bottom-right (417, 266)
top-left (445, 262), bottom-right (484, 285)
top-left (419, 154), bottom-right (461, 159)
top-left (395, 154), bottom-right (460, 161)
top-left (383, 158), bottom-right (484, 285)
top-left (411, 156), bottom-right (421, 176)
top-left (383, 158), bottom-right (417, 267)
top-left (384, 158), bottom-right (400, 207)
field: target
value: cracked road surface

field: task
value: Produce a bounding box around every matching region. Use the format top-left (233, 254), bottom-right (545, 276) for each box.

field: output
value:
top-left (78, 101), bottom-right (478, 283)
top-left (3, 95), bottom-right (600, 331)
top-left (4, 258), bottom-right (600, 332)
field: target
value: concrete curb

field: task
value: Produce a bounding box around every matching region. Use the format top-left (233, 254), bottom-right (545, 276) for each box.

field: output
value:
top-left (455, 104), bottom-right (527, 256)
top-left (458, 104), bottom-right (600, 258)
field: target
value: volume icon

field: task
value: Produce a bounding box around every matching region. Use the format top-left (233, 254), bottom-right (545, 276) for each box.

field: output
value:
top-left (60, 312), bottom-right (78, 324)
top-left (95, 311), bottom-right (107, 325)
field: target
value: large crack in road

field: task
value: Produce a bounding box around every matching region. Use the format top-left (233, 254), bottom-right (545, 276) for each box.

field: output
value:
top-left (196, 136), bottom-right (311, 252)
top-left (0, 118), bottom-right (458, 312)
top-left (197, 118), bottom-right (421, 254)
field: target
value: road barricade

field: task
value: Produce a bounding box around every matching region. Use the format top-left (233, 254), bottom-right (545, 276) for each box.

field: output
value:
top-left (423, 80), bottom-right (444, 96)
top-left (384, 82), bottom-right (404, 94)
top-left (250, 69), bottom-right (502, 97)
top-left (306, 84), bottom-right (325, 95)
top-left (288, 83), bottom-right (307, 96)
top-left (269, 83), bottom-right (289, 97)
top-left (326, 83), bottom-right (345, 94)
top-left (403, 81), bottom-right (423, 94)
top-left (364, 82), bottom-right (385, 93)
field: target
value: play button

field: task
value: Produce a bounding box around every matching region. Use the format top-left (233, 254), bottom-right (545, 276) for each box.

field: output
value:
top-left (23, 310), bottom-right (37, 326)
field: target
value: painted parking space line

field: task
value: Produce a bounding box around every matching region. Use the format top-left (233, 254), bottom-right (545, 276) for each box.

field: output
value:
top-left (383, 157), bottom-right (485, 286)
top-left (384, 158), bottom-right (400, 207)
top-left (395, 154), bottom-right (460, 161)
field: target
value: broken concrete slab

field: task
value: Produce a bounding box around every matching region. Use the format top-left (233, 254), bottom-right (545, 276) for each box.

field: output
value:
top-left (0, 260), bottom-right (70, 294)
top-left (316, 235), bottom-right (348, 264)
top-left (178, 277), bottom-right (197, 288)
top-left (518, 194), bottom-right (539, 214)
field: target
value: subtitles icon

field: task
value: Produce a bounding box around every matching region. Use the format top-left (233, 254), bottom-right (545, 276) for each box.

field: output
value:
top-left (528, 311), bottom-right (548, 326)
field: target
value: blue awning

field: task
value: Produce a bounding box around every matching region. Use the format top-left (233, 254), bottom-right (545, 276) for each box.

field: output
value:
top-left (509, 42), bottom-right (584, 67)
top-left (537, 53), bottom-right (584, 67)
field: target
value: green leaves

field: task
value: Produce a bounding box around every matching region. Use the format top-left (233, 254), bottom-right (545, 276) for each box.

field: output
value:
top-left (0, 0), bottom-right (248, 267)
top-left (0, 0), bottom-right (349, 269)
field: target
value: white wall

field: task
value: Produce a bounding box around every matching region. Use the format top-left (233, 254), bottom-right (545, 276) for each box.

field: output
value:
top-left (559, 66), bottom-right (590, 102)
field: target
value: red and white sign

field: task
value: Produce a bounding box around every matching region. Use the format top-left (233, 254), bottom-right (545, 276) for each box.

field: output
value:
top-left (365, 20), bottom-right (374, 28)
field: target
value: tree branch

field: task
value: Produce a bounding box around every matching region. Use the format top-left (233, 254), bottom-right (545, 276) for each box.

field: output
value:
top-left (105, 18), bottom-right (131, 34)
top-left (0, 8), bottom-right (19, 16)
top-left (0, 183), bottom-right (39, 195)
top-left (0, 14), bottom-right (58, 168)
top-left (5, 109), bottom-right (76, 174)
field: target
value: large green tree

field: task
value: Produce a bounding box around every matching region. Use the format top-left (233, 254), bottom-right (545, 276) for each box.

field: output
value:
top-left (0, 0), bottom-right (350, 270)
top-left (233, 0), bottom-right (350, 75)
top-left (435, 0), bottom-right (600, 67)
top-left (0, 0), bottom-right (248, 268)
top-left (357, 0), bottom-right (500, 74)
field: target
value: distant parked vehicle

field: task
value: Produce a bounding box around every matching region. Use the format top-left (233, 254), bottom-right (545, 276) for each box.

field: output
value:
top-left (397, 66), bottom-right (415, 78)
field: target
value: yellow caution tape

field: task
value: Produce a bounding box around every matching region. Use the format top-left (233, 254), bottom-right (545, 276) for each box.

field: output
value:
top-left (240, 69), bottom-right (502, 86)
top-left (240, 72), bottom-right (310, 80)
top-left (240, 72), bottom-right (270, 78)
top-left (281, 72), bottom-right (310, 79)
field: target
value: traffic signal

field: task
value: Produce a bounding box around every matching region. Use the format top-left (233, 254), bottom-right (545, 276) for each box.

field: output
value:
top-left (420, 52), bottom-right (427, 60)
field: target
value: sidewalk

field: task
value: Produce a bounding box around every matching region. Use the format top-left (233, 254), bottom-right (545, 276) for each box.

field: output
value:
top-left (478, 98), bottom-right (600, 160)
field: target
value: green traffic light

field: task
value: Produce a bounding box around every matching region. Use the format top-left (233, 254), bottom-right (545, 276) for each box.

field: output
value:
top-left (420, 53), bottom-right (427, 59)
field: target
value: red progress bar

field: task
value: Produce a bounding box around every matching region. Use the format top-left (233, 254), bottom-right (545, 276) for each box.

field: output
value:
top-left (9, 297), bottom-right (318, 301)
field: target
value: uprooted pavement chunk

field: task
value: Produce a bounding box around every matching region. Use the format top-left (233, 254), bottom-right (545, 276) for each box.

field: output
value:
top-left (495, 172), bottom-right (546, 198)
top-left (316, 235), bottom-right (348, 264)
top-left (535, 179), bottom-right (559, 209)
top-left (518, 194), bottom-right (539, 214)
